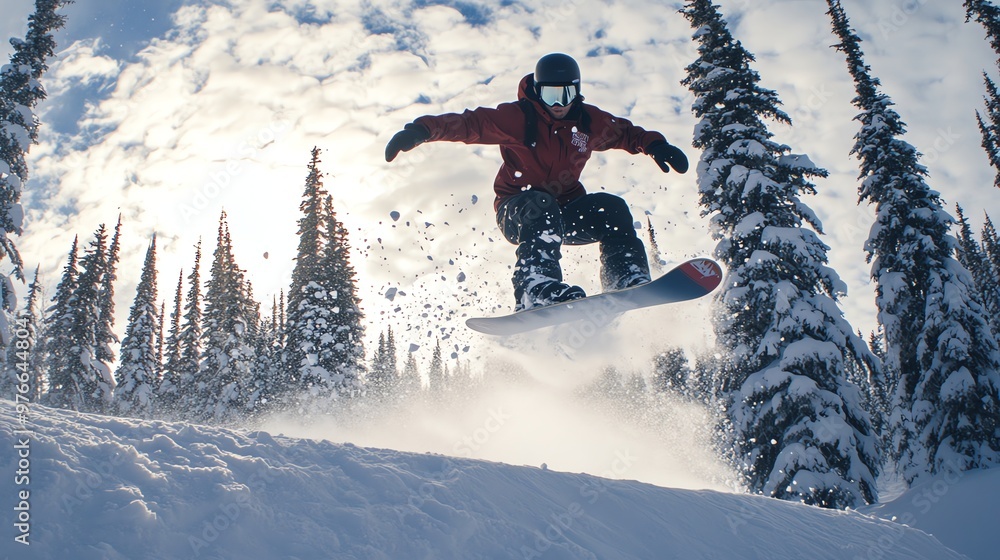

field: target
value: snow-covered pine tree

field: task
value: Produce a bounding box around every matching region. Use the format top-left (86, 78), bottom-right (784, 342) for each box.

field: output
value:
top-left (63, 225), bottom-right (117, 413)
top-left (682, 0), bottom-right (880, 508)
top-left (0, 0), bottom-right (70, 338)
top-left (386, 326), bottom-right (397, 388)
top-left (974, 74), bottom-right (1000, 189)
top-left (828, 0), bottom-right (1000, 484)
top-left (399, 351), bottom-right (421, 397)
top-left (955, 205), bottom-right (1000, 334)
top-left (243, 299), bottom-right (283, 419)
top-left (283, 148), bottom-right (333, 407)
top-left (170, 241), bottom-right (204, 420)
top-left (95, 216), bottom-right (121, 371)
top-left (284, 149), bottom-right (364, 410)
top-left (967, 0), bottom-right (1000, 63)
top-left (277, 289), bottom-right (286, 345)
top-left (966, 1), bottom-right (1000, 187)
top-left (114, 237), bottom-right (160, 418)
top-left (41, 237), bottom-right (77, 408)
top-left (157, 269), bottom-right (184, 415)
top-left (320, 193), bottom-right (365, 395)
top-left (428, 339), bottom-right (444, 396)
top-left (155, 300), bottom-right (165, 380)
top-left (1, 266), bottom-right (43, 400)
top-left (863, 328), bottom-right (893, 463)
top-left (192, 213), bottom-right (258, 424)
top-left (651, 347), bottom-right (691, 396)
top-left (368, 328), bottom-right (398, 400)
top-left (983, 213), bottom-right (1000, 279)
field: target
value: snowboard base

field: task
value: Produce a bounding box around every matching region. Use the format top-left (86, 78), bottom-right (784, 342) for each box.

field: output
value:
top-left (466, 258), bottom-right (723, 336)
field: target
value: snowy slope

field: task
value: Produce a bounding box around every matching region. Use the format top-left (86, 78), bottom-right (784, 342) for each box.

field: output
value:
top-left (0, 400), bottom-right (970, 560)
top-left (860, 469), bottom-right (1000, 560)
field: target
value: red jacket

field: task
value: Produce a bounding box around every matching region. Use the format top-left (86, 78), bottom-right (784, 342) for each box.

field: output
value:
top-left (414, 74), bottom-right (667, 210)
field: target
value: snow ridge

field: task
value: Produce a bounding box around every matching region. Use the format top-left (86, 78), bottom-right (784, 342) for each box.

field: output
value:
top-left (0, 401), bottom-right (968, 560)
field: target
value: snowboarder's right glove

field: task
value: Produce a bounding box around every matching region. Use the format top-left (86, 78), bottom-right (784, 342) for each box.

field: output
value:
top-left (646, 141), bottom-right (689, 174)
top-left (385, 123), bottom-right (431, 162)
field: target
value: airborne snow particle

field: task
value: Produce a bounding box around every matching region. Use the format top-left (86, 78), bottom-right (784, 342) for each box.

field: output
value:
top-left (457, 272), bottom-right (466, 282)
top-left (471, 194), bottom-right (479, 204)
top-left (390, 211), bottom-right (401, 221)
top-left (384, 287), bottom-right (398, 301)
top-left (408, 343), bottom-right (420, 352)
top-left (263, 252), bottom-right (269, 259)
top-left (633, 221), bottom-right (642, 229)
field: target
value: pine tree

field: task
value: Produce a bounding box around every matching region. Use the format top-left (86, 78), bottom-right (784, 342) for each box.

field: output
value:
top-left (399, 350), bottom-right (421, 397)
top-left (385, 327), bottom-right (398, 387)
top-left (1, 266), bottom-right (43, 400)
top-left (974, 75), bottom-right (1000, 189)
top-left (652, 347), bottom-right (691, 395)
top-left (955, 205), bottom-right (1000, 333)
top-left (0, 0), bottom-right (70, 321)
top-left (965, 1), bottom-right (1000, 187)
top-left (983, 213), bottom-right (1000, 279)
top-left (244, 300), bottom-right (283, 419)
top-left (829, 0), bottom-right (1000, 484)
top-left (863, 328), bottom-right (893, 463)
top-left (981, 212), bottom-right (1000, 337)
top-left (320, 194), bottom-right (365, 394)
top-left (41, 237), bottom-right (77, 408)
top-left (368, 327), bottom-right (398, 400)
top-left (156, 300), bottom-right (165, 380)
top-left (63, 225), bottom-right (117, 412)
top-left (95, 216), bottom-right (121, 370)
top-left (167, 240), bottom-right (203, 420)
top-left (683, 0), bottom-right (880, 508)
top-left (428, 339), bottom-right (444, 395)
top-left (157, 269), bottom-right (184, 415)
top-left (192, 213), bottom-right (258, 423)
top-left (284, 149), bottom-right (364, 409)
top-left (114, 237), bottom-right (159, 418)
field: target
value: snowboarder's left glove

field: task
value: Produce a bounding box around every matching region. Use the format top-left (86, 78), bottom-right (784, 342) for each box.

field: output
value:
top-left (647, 141), bottom-right (688, 174)
top-left (385, 123), bottom-right (431, 162)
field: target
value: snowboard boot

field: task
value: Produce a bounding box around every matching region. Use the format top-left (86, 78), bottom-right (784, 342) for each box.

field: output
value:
top-left (600, 235), bottom-right (652, 292)
top-left (516, 279), bottom-right (587, 312)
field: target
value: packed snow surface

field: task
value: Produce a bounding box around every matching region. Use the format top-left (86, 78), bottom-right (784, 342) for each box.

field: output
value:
top-left (1, 400), bottom-right (982, 560)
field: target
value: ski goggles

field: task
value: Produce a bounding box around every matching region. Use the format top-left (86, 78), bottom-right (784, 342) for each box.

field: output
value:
top-left (538, 84), bottom-right (578, 107)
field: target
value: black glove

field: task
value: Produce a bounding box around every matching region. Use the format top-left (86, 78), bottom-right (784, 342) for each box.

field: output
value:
top-left (646, 141), bottom-right (688, 174)
top-left (385, 123), bottom-right (431, 162)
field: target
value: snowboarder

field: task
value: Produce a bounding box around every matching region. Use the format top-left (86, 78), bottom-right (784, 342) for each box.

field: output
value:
top-left (385, 53), bottom-right (689, 311)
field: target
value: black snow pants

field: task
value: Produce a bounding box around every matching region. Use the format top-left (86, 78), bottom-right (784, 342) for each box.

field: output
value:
top-left (496, 190), bottom-right (650, 306)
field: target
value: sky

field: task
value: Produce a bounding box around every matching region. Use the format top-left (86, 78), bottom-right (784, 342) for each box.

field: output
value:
top-left (2, 0), bottom-right (999, 371)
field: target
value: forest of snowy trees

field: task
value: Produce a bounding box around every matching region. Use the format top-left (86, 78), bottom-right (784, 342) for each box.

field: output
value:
top-left (1, 0), bottom-right (999, 512)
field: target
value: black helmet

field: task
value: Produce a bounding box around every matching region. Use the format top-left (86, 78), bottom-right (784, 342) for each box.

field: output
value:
top-left (534, 53), bottom-right (580, 87)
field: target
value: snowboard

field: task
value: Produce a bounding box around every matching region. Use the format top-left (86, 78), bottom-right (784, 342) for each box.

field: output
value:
top-left (466, 258), bottom-right (723, 336)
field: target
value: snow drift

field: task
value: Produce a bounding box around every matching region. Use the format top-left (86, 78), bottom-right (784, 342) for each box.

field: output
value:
top-left (0, 400), bottom-right (977, 560)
